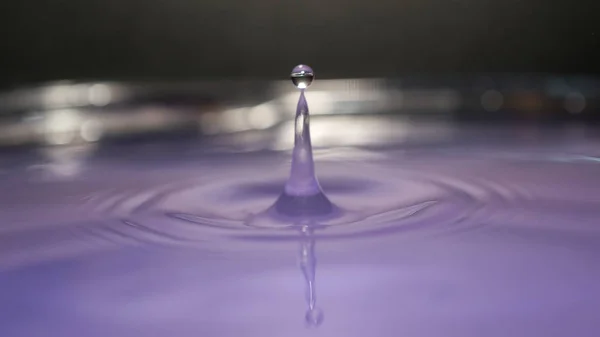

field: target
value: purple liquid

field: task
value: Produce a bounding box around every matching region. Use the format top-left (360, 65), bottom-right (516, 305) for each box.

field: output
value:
top-left (2, 137), bottom-right (600, 336)
top-left (2, 70), bottom-right (600, 335)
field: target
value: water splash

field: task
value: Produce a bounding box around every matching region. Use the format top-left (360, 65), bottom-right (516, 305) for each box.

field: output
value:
top-left (274, 65), bottom-right (333, 217)
top-left (65, 65), bottom-right (489, 241)
top-left (19, 66), bottom-right (549, 260)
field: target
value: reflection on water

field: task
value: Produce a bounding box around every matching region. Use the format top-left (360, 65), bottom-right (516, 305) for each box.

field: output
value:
top-left (27, 144), bottom-right (97, 179)
top-left (298, 226), bottom-right (324, 327)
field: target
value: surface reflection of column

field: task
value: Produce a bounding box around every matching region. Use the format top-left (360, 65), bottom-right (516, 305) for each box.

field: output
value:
top-left (298, 225), bottom-right (324, 327)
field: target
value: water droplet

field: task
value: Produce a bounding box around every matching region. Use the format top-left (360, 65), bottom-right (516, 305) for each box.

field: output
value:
top-left (291, 64), bottom-right (314, 89)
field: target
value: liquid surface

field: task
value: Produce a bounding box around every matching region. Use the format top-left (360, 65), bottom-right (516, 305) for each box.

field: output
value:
top-left (1, 132), bottom-right (600, 336)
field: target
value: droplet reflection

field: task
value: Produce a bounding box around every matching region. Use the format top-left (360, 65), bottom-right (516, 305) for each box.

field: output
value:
top-left (299, 225), bottom-right (324, 327)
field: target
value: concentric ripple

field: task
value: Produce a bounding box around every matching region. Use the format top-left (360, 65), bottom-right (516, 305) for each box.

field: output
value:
top-left (2, 146), bottom-right (600, 269)
top-left (72, 157), bottom-right (533, 245)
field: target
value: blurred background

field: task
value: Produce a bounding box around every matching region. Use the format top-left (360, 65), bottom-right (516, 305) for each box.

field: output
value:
top-left (0, 0), bottom-right (599, 150)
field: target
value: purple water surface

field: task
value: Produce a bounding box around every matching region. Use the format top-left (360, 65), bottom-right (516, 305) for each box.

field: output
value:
top-left (2, 76), bottom-right (600, 335)
top-left (1, 136), bottom-right (600, 336)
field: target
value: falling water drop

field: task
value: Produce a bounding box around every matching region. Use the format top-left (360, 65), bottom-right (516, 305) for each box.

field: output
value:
top-left (273, 65), bottom-right (333, 217)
